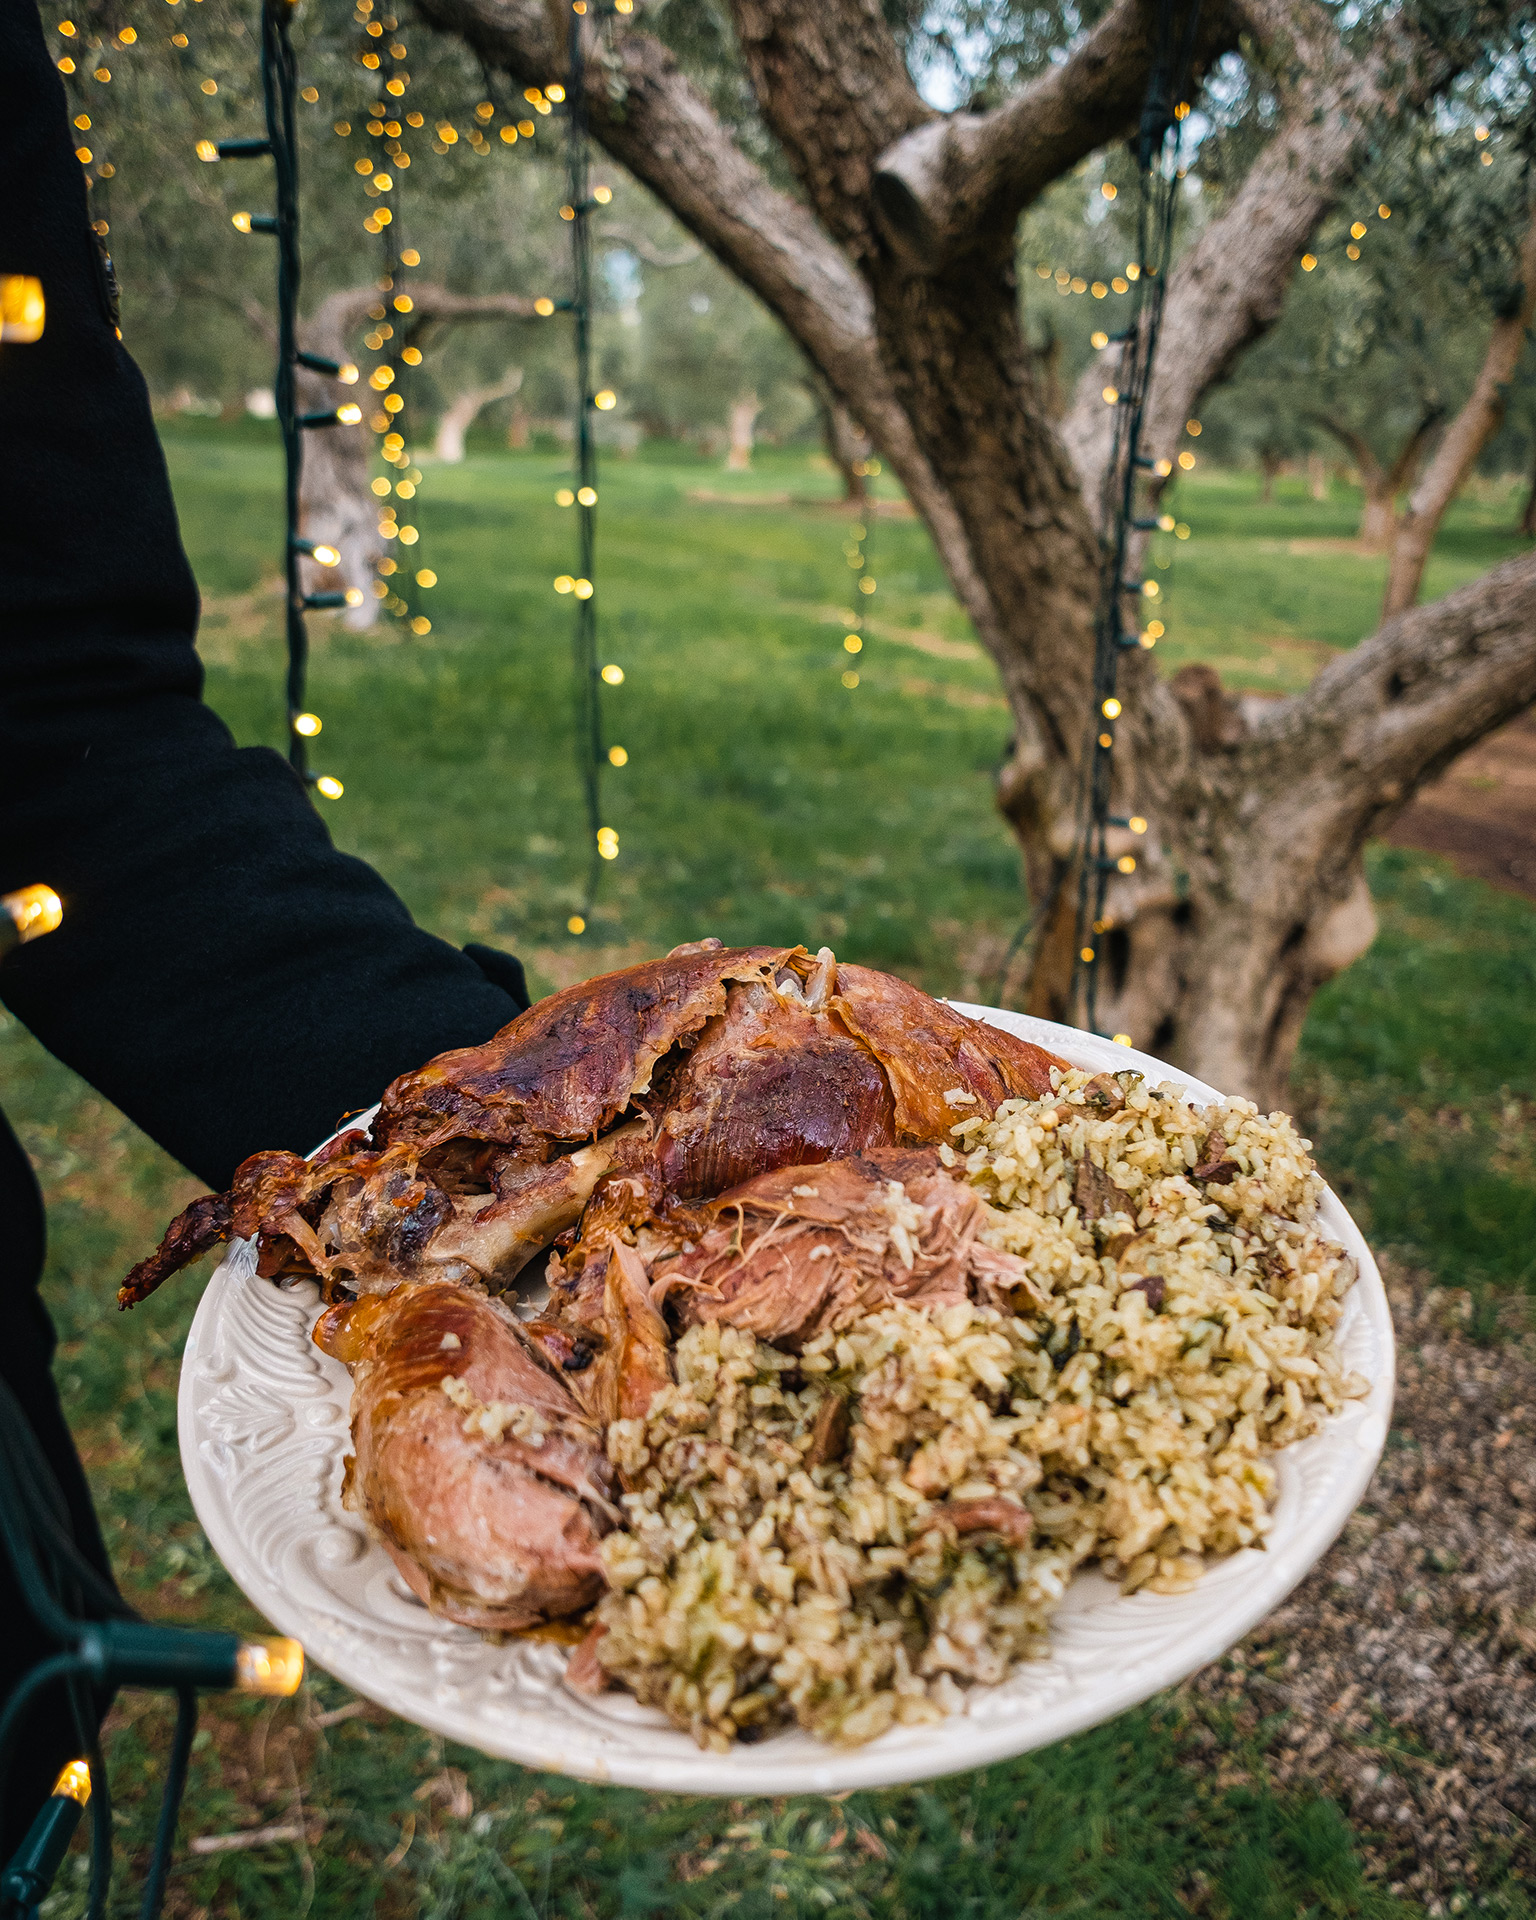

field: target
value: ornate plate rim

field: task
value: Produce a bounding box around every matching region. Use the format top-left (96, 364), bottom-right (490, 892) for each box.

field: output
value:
top-left (178, 1006), bottom-right (1393, 1794)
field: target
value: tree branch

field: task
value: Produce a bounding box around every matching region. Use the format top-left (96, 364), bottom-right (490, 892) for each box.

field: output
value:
top-left (873, 0), bottom-right (1236, 268)
top-left (414, 0), bottom-right (878, 395)
top-left (1382, 193), bottom-right (1536, 615)
top-left (726, 0), bottom-right (930, 263)
top-left (413, 0), bottom-right (1006, 667)
top-left (1062, 0), bottom-right (1471, 504)
top-left (1259, 548), bottom-right (1536, 835)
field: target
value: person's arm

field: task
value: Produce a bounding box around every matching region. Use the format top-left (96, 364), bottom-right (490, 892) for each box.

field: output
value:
top-left (0, 0), bottom-right (527, 1192)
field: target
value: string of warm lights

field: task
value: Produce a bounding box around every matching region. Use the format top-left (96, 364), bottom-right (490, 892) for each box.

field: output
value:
top-left (349, 5), bottom-right (436, 637)
top-left (1066, 1), bottom-right (1203, 1044)
top-left (0, 1355), bottom-right (304, 1919)
top-left (549, 6), bottom-right (625, 936)
top-left (832, 457), bottom-right (882, 691)
top-left (201, 0), bottom-right (361, 795)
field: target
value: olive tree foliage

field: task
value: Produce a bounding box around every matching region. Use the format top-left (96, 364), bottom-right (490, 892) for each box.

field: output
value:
top-left (409, 0), bottom-right (1535, 1098)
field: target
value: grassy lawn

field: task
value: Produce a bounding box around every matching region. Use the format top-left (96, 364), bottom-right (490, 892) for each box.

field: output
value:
top-left (7, 430), bottom-right (1534, 1915)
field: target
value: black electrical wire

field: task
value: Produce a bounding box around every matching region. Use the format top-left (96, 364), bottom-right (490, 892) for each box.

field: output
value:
top-left (135, 1691), bottom-right (198, 1920)
top-left (565, 5), bottom-right (606, 916)
top-left (1067, 0), bottom-right (1203, 1037)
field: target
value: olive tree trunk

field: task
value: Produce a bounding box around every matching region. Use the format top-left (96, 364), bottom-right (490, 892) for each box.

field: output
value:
top-left (418, 0), bottom-right (1536, 1103)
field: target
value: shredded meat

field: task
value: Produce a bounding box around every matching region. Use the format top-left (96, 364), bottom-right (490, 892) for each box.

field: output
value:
top-left (648, 1148), bottom-right (1043, 1349)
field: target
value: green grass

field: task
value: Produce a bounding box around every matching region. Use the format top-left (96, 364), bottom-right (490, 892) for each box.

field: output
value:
top-left (11, 431), bottom-right (1536, 1915)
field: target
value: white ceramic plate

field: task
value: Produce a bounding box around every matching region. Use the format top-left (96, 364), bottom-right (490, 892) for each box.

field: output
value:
top-left (178, 1008), bottom-right (1393, 1794)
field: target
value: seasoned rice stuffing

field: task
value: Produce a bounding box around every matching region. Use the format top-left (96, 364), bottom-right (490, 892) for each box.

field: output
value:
top-left (592, 1067), bottom-right (1369, 1748)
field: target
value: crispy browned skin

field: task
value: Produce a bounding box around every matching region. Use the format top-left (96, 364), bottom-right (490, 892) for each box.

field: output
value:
top-left (648, 1148), bottom-right (1042, 1348)
top-left (831, 965), bottom-right (1059, 1141)
top-left (654, 952), bottom-right (896, 1198)
top-left (121, 943), bottom-right (1068, 1309)
top-left (315, 1281), bottom-right (618, 1632)
top-left (375, 943), bottom-right (792, 1152)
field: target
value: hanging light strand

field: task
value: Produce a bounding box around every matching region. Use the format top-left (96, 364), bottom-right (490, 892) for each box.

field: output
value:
top-left (564, 3), bottom-right (609, 916)
top-left (217, 0), bottom-right (354, 792)
top-left (1068, 0), bottom-right (1203, 1041)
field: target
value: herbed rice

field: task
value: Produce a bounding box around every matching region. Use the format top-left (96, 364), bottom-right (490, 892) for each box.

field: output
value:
top-left (593, 1068), bottom-right (1368, 1749)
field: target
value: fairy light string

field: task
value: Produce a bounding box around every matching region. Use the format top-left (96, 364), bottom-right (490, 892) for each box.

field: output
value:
top-left (1067, 0), bottom-right (1202, 1042)
top-left (550, 5), bottom-right (621, 931)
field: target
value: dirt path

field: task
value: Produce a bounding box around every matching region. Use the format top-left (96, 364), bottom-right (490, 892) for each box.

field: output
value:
top-left (1184, 1269), bottom-right (1536, 1907)
top-left (1384, 709), bottom-right (1536, 903)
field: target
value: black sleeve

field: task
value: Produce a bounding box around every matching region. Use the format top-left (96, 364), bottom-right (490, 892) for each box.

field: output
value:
top-left (0, 0), bottom-right (527, 1193)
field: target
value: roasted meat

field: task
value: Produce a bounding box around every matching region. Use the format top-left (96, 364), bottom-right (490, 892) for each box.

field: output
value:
top-left (122, 942), bottom-right (1062, 1309)
top-left (313, 1281), bottom-right (619, 1631)
top-left (647, 1148), bottom-right (1044, 1347)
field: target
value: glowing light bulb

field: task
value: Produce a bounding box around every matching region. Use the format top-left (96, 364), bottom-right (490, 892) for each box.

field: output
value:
top-left (196, 138), bottom-right (218, 161)
top-left (1098, 731), bottom-right (1113, 748)
top-left (393, 294), bottom-right (413, 312)
top-left (1091, 282), bottom-right (1107, 298)
top-left (535, 296), bottom-right (555, 316)
top-left (235, 1638), bottom-right (305, 1694)
top-left (344, 588), bottom-right (364, 607)
top-left (410, 615), bottom-right (431, 634)
top-left (294, 712), bottom-right (322, 737)
top-left (573, 578), bottom-right (593, 598)
top-left (554, 575), bottom-right (575, 593)
top-left (3, 885), bottom-right (63, 941)
top-left (397, 524), bottom-right (418, 544)
top-left (53, 1760), bottom-right (92, 1805)
top-left (1185, 419), bottom-right (1201, 436)
top-left (593, 389), bottom-right (617, 410)
top-left (0, 276), bottom-right (46, 342)
top-left (843, 634), bottom-right (862, 654)
top-left (313, 543), bottom-right (342, 568)
top-left (858, 577), bottom-right (876, 594)
top-left (1129, 816), bottom-right (1147, 834)
top-left (118, 24), bottom-right (136, 41)
top-left (231, 210), bottom-right (253, 232)
top-left (1091, 330), bottom-right (1108, 349)
top-left (1102, 385), bottom-right (1119, 405)
top-left (337, 363), bottom-right (359, 384)
top-left (500, 126), bottom-right (518, 143)
top-left (416, 569), bottom-right (436, 587)
top-left (568, 915), bottom-right (586, 935)
top-left (1102, 697), bottom-right (1121, 718)
top-left (1153, 458), bottom-right (1172, 477)
top-left (1144, 620), bottom-right (1164, 640)
top-left (1178, 451), bottom-right (1195, 470)
top-left (1158, 514), bottom-right (1175, 531)
top-left (200, 77), bottom-right (217, 94)
top-left (594, 185), bottom-right (613, 204)
top-left (337, 403), bottom-right (363, 424)
top-left (1080, 947), bottom-right (1095, 964)
top-left (577, 486), bottom-right (597, 506)
top-left (1112, 1033), bottom-right (1132, 1046)
top-left (1117, 854), bottom-right (1137, 874)
top-left (1100, 182), bottom-right (1116, 200)
top-left (315, 776), bottom-right (344, 801)
top-left (608, 744), bottom-right (628, 766)
top-left (601, 663), bottom-right (624, 685)
top-left (596, 827), bottom-right (619, 859)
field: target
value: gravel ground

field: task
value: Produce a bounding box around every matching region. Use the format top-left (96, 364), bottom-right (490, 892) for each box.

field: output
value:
top-left (1183, 1265), bottom-right (1536, 1910)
